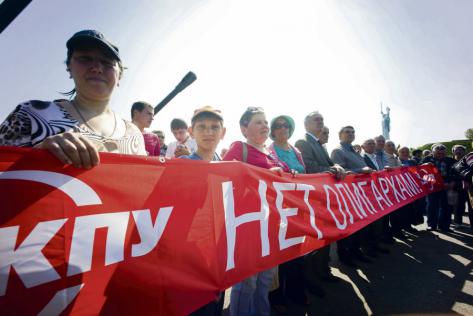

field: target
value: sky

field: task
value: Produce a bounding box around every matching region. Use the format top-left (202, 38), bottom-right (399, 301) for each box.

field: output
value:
top-left (0, 0), bottom-right (472, 153)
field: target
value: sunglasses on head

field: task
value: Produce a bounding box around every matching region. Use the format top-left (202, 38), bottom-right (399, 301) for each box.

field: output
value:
top-left (246, 106), bottom-right (264, 112)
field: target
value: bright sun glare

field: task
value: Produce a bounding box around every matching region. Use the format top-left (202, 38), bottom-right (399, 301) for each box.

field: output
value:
top-left (117, 0), bottom-right (391, 152)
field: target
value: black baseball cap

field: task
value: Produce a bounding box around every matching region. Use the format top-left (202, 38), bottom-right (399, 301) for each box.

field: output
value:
top-left (66, 30), bottom-right (121, 62)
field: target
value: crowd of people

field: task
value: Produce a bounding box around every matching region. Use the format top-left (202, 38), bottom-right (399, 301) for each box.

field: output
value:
top-left (0, 29), bottom-right (472, 316)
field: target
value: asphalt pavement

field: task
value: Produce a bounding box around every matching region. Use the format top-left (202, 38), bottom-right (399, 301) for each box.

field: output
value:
top-left (223, 216), bottom-right (473, 316)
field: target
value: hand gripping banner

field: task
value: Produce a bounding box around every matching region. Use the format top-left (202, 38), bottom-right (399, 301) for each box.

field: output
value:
top-left (0, 147), bottom-right (443, 315)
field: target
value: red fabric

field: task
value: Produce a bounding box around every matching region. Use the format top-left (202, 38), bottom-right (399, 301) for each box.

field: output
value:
top-left (0, 147), bottom-right (443, 315)
top-left (143, 132), bottom-right (160, 156)
top-left (223, 141), bottom-right (289, 171)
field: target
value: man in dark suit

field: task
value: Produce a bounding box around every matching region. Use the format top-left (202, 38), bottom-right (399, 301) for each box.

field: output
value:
top-left (361, 138), bottom-right (380, 171)
top-left (294, 112), bottom-right (345, 296)
top-left (295, 112), bottom-right (345, 178)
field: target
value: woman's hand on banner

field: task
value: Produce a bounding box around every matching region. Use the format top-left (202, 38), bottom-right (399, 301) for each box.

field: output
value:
top-left (36, 132), bottom-right (100, 169)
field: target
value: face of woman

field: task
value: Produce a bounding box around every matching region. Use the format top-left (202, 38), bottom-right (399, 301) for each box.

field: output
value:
top-left (242, 113), bottom-right (269, 145)
top-left (68, 48), bottom-right (120, 101)
top-left (272, 118), bottom-right (290, 143)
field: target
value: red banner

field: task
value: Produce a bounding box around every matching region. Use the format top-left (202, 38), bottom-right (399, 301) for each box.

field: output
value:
top-left (0, 147), bottom-right (443, 315)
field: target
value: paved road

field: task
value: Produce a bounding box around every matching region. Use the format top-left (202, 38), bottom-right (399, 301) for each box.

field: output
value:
top-left (223, 217), bottom-right (473, 316)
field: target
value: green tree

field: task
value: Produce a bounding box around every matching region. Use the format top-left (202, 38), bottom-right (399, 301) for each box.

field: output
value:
top-left (417, 139), bottom-right (472, 155)
top-left (465, 128), bottom-right (473, 140)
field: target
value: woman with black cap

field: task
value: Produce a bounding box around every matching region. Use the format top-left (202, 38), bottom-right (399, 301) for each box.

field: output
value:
top-left (0, 30), bottom-right (146, 167)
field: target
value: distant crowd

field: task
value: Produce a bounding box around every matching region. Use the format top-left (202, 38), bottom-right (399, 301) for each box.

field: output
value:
top-left (1, 29), bottom-right (472, 316)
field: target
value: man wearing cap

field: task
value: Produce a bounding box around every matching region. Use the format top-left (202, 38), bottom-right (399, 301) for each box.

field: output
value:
top-left (451, 145), bottom-right (472, 228)
top-left (422, 143), bottom-right (457, 231)
top-left (131, 101), bottom-right (160, 156)
top-left (453, 146), bottom-right (473, 230)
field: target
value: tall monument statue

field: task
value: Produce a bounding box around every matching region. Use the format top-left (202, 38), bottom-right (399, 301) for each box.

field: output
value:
top-left (380, 103), bottom-right (390, 139)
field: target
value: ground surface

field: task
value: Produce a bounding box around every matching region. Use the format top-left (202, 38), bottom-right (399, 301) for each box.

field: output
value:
top-left (223, 216), bottom-right (473, 316)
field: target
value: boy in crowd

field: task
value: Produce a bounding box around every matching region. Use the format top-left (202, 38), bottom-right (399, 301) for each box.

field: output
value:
top-left (165, 118), bottom-right (197, 158)
top-left (131, 101), bottom-right (160, 156)
top-left (181, 106), bottom-right (226, 161)
top-left (180, 106), bottom-right (226, 315)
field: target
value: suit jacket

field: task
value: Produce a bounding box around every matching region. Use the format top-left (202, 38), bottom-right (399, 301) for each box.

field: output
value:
top-left (295, 133), bottom-right (333, 174)
top-left (362, 153), bottom-right (379, 170)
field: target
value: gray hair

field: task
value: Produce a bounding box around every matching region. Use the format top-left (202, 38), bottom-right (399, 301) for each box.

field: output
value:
top-left (385, 140), bottom-right (396, 147)
top-left (304, 111), bottom-right (323, 127)
top-left (374, 135), bottom-right (385, 141)
top-left (362, 138), bottom-right (375, 145)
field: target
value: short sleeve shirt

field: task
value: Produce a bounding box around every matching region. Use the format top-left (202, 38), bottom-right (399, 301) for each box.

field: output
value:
top-left (0, 100), bottom-right (146, 155)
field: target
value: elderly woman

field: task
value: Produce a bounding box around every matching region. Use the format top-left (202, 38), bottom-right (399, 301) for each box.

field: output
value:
top-left (223, 107), bottom-right (289, 173)
top-left (223, 107), bottom-right (289, 316)
top-left (269, 115), bottom-right (304, 174)
top-left (0, 30), bottom-right (146, 166)
top-left (268, 115), bottom-right (308, 309)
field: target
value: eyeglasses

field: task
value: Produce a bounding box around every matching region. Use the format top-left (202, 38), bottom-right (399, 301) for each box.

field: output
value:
top-left (73, 55), bottom-right (118, 69)
top-left (273, 123), bottom-right (290, 129)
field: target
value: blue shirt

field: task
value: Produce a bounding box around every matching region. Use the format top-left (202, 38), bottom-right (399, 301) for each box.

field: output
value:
top-left (400, 158), bottom-right (417, 167)
top-left (331, 142), bottom-right (367, 173)
top-left (180, 152), bottom-right (221, 161)
top-left (273, 145), bottom-right (305, 174)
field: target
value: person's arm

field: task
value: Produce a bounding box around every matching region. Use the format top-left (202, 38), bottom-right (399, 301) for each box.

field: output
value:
top-left (1, 103), bottom-right (99, 168)
top-left (129, 124), bottom-right (147, 156)
top-left (37, 132), bottom-right (99, 168)
top-left (446, 157), bottom-right (461, 183)
top-left (0, 104), bottom-right (33, 147)
top-left (153, 135), bottom-right (161, 156)
top-left (353, 166), bottom-right (374, 174)
top-left (294, 140), bottom-right (331, 173)
top-left (330, 148), bottom-right (345, 168)
top-left (453, 153), bottom-right (473, 180)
